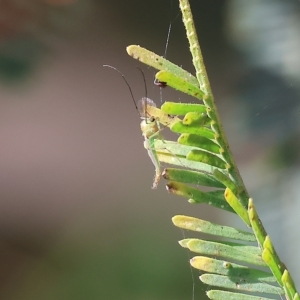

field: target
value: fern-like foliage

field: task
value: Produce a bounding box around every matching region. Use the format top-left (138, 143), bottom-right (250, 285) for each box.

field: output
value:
top-left (127, 0), bottom-right (299, 299)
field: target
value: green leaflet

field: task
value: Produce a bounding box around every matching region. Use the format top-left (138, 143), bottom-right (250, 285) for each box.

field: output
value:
top-left (182, 112), bottom-right (210, 127)
top-left (178, 134), bottom-right (220, 153)
top-left (248, 198), bottom-right (289, 290)
top-left (186, 150), bottom-right (227, 169)
top-left (262, 247), bottom-right (284, 287)
top-left (163, 168), bottom-right (224, 188)
top-left (224, 188), bottom-right (250, 227)
top-left (155, 70), bottom-right (203, 99)
top-left (170, 119), bottom-right (215, 138)
top-left (126, 45), bottom-right (199, 87)
top-left (282, 270), bottom-right (299, 300)
top-left (172, 215), bottom-right (255, 241)
top-left (190, 256), bottom-right (276, 283)
top-left (157, 150), bottom-right (216, 174)
top-left (166, 181), bottom-right (235, 213)
top-left (161, 102), bottom-right (206, 115)
top-left (180, 238), bottom-right (265, 266)
top-left (181, 239), bottom-right (260, 256)
top-left (207, 289), bottom-right (280, 300)
top-left (263, 236), bottom-right (285, 286)
top-left (200, 274), bottom-right (284, 295)
top-left (154, 139), bottom-right (226, 175)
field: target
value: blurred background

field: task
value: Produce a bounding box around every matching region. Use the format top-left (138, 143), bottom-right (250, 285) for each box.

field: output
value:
top-left (0, 0), bottom-right (299, 299)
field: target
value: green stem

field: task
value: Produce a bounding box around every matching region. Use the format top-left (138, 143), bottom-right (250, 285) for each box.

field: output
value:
top-left (179, 0), bottom-right (249, 207)
top-left (178, 0), bottom-right (210, 95)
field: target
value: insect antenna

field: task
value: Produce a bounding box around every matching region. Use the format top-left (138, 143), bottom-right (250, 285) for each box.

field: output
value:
top-left (136, 66), bottom-right (148, 100)
top-left (153, 21), bottom-right (172, 90)
top-left (103, 64), bottom-right (140, 117)
top-left (136, 66), bottom-right (153, 123)
top-left (154, 1), bottom-right (180, 99)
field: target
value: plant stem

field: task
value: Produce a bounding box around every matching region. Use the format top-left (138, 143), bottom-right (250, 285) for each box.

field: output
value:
top-left (179, 0), bottom-right (249, 207)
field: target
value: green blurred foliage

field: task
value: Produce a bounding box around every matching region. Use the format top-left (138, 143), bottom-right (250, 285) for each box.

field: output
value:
top-left (0, 222), bottom-right (207, 300)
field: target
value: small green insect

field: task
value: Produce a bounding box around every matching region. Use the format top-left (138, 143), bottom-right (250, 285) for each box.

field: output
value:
top-left (138, 97), bottom-right (163, 189)
top-left (138, 96), bottom-right (181, 189)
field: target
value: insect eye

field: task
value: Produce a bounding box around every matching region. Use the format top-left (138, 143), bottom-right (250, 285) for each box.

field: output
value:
top-left (149, 116), bottom-right (155, 122)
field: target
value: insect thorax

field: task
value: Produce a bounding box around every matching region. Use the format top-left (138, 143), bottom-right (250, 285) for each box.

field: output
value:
top-left (140, 119), bottom-right (159, 139)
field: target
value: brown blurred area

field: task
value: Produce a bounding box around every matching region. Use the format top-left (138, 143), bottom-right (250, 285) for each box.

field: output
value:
top-left (0, 1), bottom-right (78, 38)
top-left (0, 1), bottom-right (299, 299)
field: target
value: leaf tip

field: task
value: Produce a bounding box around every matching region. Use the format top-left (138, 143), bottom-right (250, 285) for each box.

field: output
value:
top-left (126, 45), bottom-right (141, 60)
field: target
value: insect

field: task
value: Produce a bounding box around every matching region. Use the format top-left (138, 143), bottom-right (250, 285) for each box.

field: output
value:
top-left (138, 97), bottom-right (163, 189)
top-left (104, 64), bottom-right (169, 188)
top-left (138, 96), bottom-right (181, 188)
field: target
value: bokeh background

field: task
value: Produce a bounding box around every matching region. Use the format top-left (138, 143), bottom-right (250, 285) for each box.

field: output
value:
top-left (0, 0), bottom-right (300, 299)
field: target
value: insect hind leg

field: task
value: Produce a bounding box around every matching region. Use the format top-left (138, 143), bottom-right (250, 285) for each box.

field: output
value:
top-left (145, 130), bottom-right (184, 189)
